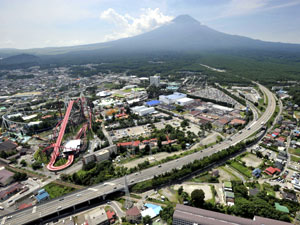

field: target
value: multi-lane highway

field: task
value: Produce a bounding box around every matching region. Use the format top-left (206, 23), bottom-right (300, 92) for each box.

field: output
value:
top-left (1, 84), bottom-right (276, 225)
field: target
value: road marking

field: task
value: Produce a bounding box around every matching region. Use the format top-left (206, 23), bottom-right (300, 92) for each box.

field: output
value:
top-left (32, 206), bottom-right (36, 214)
top-left (88, 188), bottom-right (98, 192)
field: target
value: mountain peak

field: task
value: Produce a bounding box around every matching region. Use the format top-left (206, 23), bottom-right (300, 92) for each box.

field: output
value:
top-left (172, 15), bottom-right (200, 24)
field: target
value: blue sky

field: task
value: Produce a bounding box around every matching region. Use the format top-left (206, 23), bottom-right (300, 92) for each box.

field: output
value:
top-left (1, 0), bottom-right (300, 49)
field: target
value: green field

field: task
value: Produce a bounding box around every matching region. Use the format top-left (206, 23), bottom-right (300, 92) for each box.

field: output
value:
top-left (291, 155), bottom-right (300, 163)
top-left (289, 148), bottom-right (300, 156)
top-left (230, 161), bottom-right (252, 178)
top-left (43, 183), bottom-right (75, 199)
top-left (191, 172), bottom-right (219, 183)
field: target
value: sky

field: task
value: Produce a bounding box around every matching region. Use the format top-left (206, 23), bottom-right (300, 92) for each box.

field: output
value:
top-left (1, 0), bottom-right (300, 49)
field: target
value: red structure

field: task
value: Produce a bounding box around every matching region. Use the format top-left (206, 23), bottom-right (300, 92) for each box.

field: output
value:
top-left (264, 167), bottom-right (281, 175)
top-left (45, 97), bottom-right (92, 171)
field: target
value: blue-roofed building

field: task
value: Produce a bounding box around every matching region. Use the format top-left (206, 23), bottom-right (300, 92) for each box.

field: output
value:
top-left (252, 168), bottom-right (261, 178)
top-left (146, 100), bottom-right (161, 107)
top-left (141, 203), bottom-right (162, 218)
top-left (35, 189), bottom-right (50, 203)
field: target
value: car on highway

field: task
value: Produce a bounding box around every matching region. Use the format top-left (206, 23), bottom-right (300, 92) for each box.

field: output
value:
top-left (7, 216), bottom-right (12, 219)
top-left (76, 194), bottom-right (81, 197)
top-left (57, 206), bottom-right (62, 210)
top-left (158, 164), bottom-right (162, 168)
top-left (0, 206), bottom-right (4, 210)
top-left (59, 198), bottom-right (64, 201)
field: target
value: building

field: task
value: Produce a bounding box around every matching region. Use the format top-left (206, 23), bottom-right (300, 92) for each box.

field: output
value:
top-left (175, 97), bottom-right (194, 106)
top-left (131, 106), bottom-right (155, 116)
top-left (0, 167), bottom-right (14, 186)
top-left (85, 208), bottom-right (109, 225)
top-left (18, 203), bottom-right (32, 210)
top-left (0, 140), bottom-right (17, 154)
top-left (282, 191), bottom-right (297, 202)
top-left (150, 75), bottom-right (160, 87)
top-left (264, 167), bottom-right (281, 176)
top-left (0, 182), bottom-right (23, 200)
top-left (252, 168), bottom-right (261, 178)
top-left (126, 206), bottom-right (142, 223)
top-left (95, 149), bottom-right (110, 162)
top-left (83, 149), bottom-right (110, 165)
top-left (63, 139), bottom-right (81, 153)
top-left (159, 92), bottom-right (187, 105)
top-left (146, 100), bottom-right (161, 107)
top-left (172, 204), bottom-right (291, 225)
top-left (35, 189), bottom-right (50, 203)
top-left (106, 210), bottom-right (116, 224)
top-left (141, 203), bottom-right (162, 219)
top-left (96, 91), bottom-right (111, 97)
top-left (223, 181), bottom-right (232, 191)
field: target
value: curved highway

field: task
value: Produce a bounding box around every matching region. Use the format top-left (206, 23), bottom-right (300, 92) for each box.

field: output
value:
top-left (2, 84), bottom-right (276, 225)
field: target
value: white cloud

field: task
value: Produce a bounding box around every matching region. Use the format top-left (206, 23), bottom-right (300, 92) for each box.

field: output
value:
top-left (220, 0), bottom-right (268, 18)
top-left (100, 8), bottom-right (173, 41)
top-left (213, 0), bottom-right (300, 20)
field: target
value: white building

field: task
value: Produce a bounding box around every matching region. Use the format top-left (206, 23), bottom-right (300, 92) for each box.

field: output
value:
top-left (63, 139), bottom-right (81, 153)
top-left (150, 75), bottom-right (160, 87)
top-left (131, 106), bottom-right (155, 116)
top-left (176, 97), bottom-right (194, 106)
top-left (96, 91), bottom-right (111, 97)
top-left (159, 92), bottom-right (187, 105)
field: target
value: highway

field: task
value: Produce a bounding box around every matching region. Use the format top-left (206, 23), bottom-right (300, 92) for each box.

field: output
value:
top-left (1, 84), bottom-right (276, 225)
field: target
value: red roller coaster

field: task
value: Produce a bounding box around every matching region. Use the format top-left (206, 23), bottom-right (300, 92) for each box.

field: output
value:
top-left (45, 97), bottom-right (92, 171)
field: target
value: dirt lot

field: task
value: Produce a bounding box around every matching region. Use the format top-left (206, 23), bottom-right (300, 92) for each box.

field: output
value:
top-left (241, 153), bottom-right (263, 168)
top-left (217, 166), bottom-right (240, 181)
top-left (200, 132), bottom-right (224, 145)
top-left (173, 183), bottom-right (212, 200)
top-left (160, 187), bottom-right (178, 202)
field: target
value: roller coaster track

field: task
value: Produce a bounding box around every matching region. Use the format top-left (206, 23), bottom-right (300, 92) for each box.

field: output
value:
top-left (46, 100), bottom-right (74, 171)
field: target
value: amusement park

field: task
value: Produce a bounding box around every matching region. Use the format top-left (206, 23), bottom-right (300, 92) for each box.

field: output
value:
top-left (1, 95), bottom-right (93, 172)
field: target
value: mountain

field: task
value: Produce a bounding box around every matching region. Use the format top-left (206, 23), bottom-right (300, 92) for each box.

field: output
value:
top-left (0, 54), bottom-right (40, 65)
top-left (0, 15), bottom-right (300, 64)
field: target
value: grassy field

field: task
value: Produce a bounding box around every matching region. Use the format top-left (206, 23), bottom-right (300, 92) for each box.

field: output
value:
top-left (191, 172), bottom-right (219, 183)
top-left (43, 183), bottom-right (75, 199)
top-left (291, 155), bottom-right (300, 163)
top-left (289, 148), bottom-right (300, 156)
top-left (229, 161), bottom-right (252, 178)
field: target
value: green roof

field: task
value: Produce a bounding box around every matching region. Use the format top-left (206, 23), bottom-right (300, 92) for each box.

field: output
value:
top-left (224, 181), bottom-right (232, 188)
top-left (275, 202), bottom-right (289, 213)
top-left (225, 191), bottom-right (235, 198)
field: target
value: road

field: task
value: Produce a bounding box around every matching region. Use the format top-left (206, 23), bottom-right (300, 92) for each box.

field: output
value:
top-left (1, 84), bottom-right (276, 225)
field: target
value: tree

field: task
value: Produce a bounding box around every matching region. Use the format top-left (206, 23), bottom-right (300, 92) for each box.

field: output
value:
top-left (159, 204), bottom-right (174, 225)
top-left (191, 189), bottom-right (205, 207)
top-left (143, 215), bottom-right (152, 225)
top-left (32, 161), bottom-right (42, 170)
top-left (20, 159), bottom-right (27, 167)
top-left (144, 144), bottom-right (151, 154)
top-left (13, 172), bottom-right (27, 181)
top-left (178, 186), bottom-right (184, 196)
